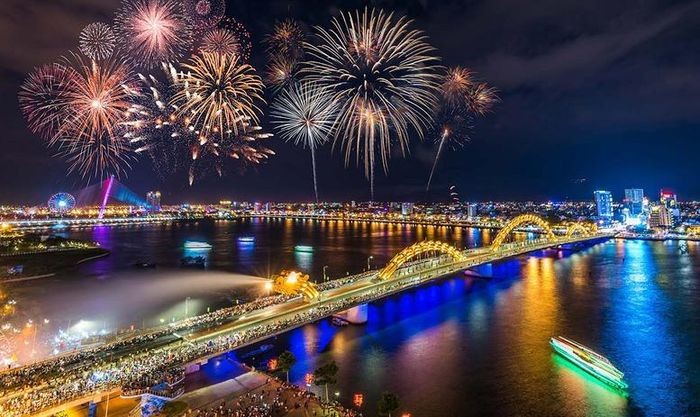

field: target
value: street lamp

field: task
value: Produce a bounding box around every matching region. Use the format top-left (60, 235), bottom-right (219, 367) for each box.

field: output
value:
top-left (367, 255), bottom-right (373, 271)
top-left (323, 265), bottom-right (328, 282)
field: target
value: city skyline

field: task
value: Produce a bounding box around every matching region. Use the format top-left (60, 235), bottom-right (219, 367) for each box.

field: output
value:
top-left (1, 0), bottom-right (699, 203)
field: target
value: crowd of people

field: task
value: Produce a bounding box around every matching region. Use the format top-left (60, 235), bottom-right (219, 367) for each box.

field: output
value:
top-left (185, 379), bottom-right (362, 417)
top-left (0, 267), bottom-right (423, 417)
top-left (0, 293), bottom-right (292, 393)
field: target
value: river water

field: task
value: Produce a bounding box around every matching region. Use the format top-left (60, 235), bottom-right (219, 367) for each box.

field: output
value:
top-left (2, 218), bottom-right (699, 416)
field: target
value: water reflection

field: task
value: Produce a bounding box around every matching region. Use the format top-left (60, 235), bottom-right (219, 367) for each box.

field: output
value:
top-left (240, 239), bottom-right (698, 417)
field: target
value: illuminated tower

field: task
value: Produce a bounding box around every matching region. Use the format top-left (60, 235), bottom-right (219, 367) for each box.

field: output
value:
top-left (593, 190), bottom-right (613, 226)
top-left (624, 189), bottom-right (644, 216)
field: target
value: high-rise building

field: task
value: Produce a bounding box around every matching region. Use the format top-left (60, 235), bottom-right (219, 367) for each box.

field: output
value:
top-left (649, 205), bottom-right (672, 229)
top-left (467, 203), bottom-right (478, 220)
top-left (594, 190), bottom-right (613, 225)
top-left (659, 188), bottom-right (680, 226)
top-left (146, 191), bottom-right (161, 212)
top-left (624, 188), bottom-right (644, 216)
top-left (401, 202), bottom-right (414, 216)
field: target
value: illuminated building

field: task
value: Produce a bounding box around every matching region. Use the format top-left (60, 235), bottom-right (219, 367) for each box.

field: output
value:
top-left (648, 205), bottom-right (672, 229)
top-left (401, 202), bottom-right (413, 216)
top-left (660, 188), bottom-right (680, 226)
top-left (624, 189), bottom-right (644, 216)
top-left (146, 191), bottom-right (161, 212)
top-left (593, 190), bottom-right (613, 226)
top-left (467, 203), bottom-right (478, 220)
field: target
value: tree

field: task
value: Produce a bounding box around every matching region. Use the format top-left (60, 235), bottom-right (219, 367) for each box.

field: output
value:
top-left (313, 360), bottom-right (339, 402)
top-left (378, 391), bottom-right (399, 417)
top-left (277, 350), bottom-right (297, 383)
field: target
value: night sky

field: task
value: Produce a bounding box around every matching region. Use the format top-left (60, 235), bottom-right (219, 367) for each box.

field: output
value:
top-left (1, 0), bottom-right (699, 204)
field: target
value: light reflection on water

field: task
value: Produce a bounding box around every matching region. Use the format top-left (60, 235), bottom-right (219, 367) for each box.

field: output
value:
top-left (232, 238), bottom-right (699, 417)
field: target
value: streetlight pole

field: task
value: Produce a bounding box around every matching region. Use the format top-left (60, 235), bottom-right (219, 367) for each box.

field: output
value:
top-left (367, 256), bottom-right (373, 271)
top-left (323, 265), bottom-right (328, 282)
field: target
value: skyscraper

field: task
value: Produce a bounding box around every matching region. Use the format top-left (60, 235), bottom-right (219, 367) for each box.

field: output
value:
top-left (659, 188), bottom-right (680, 226)
top-left (146, 191), bottom-right (161, 212)
top-left (594, 190), bottom-right (613, 225)
top-left (624, 188), bottom-right (644, 216)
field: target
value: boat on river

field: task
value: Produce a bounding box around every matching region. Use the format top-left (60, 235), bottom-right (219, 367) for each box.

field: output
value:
top-left (550, 336), bottom-right (628, 390)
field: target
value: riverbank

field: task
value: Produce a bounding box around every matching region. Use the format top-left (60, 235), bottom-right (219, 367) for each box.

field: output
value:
top-left (0, 247), bottom-right (110, 281)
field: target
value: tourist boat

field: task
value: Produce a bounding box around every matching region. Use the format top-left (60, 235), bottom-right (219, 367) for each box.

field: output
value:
top-left (550, 336), bottom-right (628, 390)
top-left (294, 245), bottom-right (313, 253)
top-left (237, 236), bottom-right (255, 243)
top-left (184, 241), bottom-right (212, 250)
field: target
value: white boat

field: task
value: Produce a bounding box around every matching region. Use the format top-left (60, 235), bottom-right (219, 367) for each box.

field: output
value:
top-left (184, 241), bottom-right (212, 249)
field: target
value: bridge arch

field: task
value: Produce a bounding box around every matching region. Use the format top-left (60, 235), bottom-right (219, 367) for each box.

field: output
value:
top-left (565, 223), bottom-right (594, 238)
top-left (377, 240), bottom-right (467, 280)
top-left (490, 214), bottom-right (556, 251)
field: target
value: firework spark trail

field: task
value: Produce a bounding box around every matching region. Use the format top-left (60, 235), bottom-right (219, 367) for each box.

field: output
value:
top-left (270, 82), bottom-right (337, 202)
top-left (425, 67), bottom-right (498, 191)
top-left (442, 67), bottom-right (475, 109)
top-left (19, 63), bottom-right (78, 143)
top-left (467, 82), bottom-right (499, 115)
top-left (56, 54), bottom-right (139, 179)
top-left (170, 52), bottom-right (265, 144)
top-left (79, 22), bottom-right (116, 60)
top-left (114, 0), bottom-right (193, 69)
top-left (264, 54), bottom-right (298, 92)
top-left (200, 28), bottom-right (243, 56)
top-left (265, 19), bottom-right (305, 60)
top-left (123, 69), bottom-right (193, 178)
top-left (303, 8), bottom-right (442, 199)
top-left (215, 17), bottom-right (252, 61)
top-left (187, 117), bottom-right (274, 185)
top-left (183, 0), bottom-right (225, 32)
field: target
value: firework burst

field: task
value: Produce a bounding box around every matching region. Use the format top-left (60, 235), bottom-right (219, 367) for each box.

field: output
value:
top-left (123, 69), bottom-right (192, 178)
top-left (264, 54), bottom-right (298, 92)
top-left (426, 69), bottom-right (498, 191)
top-left (303, 8), bottom-right (442, 198)
top-left (266, 19), bottom-right (305, 60)
top-left (200, 28), bottom-right (245, 56)
top-left (114, 0), bottom-right (193, 69)
top-left (79, 22), bottom-right (116, 60)
top-left (442, 67), bottom-right (475, 108)
top-left (183, 0), bottom-right (225, 32)
top-left (188, 117), bottom-right (274, 185)
top-left (170, 51), bottom-right (265, 144)
top-left (59, 54), bottom-right (138, 179)
top-left (466, 82), bottom-right (499, 115)
top-left (215, 17), bottom-right (252, 61)
top-left (18, 63), bottom-right (78, 143)
top-left (271, 82), bottom-right (337, 201)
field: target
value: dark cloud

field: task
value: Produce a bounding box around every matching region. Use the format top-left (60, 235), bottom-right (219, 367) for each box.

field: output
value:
top-left (0, 0), bottom-right (699, 204)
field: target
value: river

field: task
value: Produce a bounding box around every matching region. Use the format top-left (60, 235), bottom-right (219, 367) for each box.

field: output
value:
top-left (2, 218), bottom-right (698, 416)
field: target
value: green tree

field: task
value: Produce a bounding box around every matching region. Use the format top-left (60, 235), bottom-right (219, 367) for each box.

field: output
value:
top-left (277, 350), bottom-right (297, 383)
top-left (313, 360), bottom-right (339, 402)
top-left (378, 391), bottom-right (399, 417)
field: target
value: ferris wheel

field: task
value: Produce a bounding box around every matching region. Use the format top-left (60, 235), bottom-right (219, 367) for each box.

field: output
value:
top-left (48, 192), bottom-right (76, 213)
